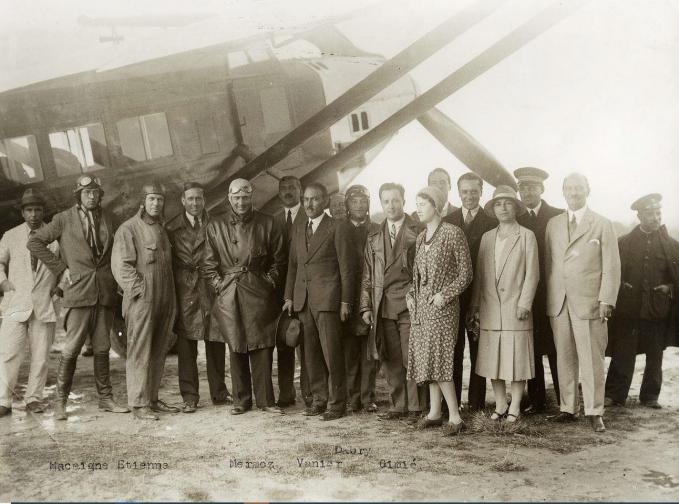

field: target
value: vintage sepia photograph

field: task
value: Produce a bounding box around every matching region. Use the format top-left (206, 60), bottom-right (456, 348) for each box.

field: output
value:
top-left (0, 0), bottom-right (678, 501)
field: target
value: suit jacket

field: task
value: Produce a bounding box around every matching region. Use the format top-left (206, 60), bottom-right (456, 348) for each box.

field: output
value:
top-left (273, 205), bottom-right (305, 298)
top-left (545, 208), bottom-right (621, 319)
top-left (471, 226), bottom-right (539, 331)
top-left (27, 205), bottom-right (118, 308)
top-left (284, 213), bottom-right (354, 313)
top-left (0, 223), bottom-right (60, 323)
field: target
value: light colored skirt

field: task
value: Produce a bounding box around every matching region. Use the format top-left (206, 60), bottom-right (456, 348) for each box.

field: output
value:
top-left (476, 329), bottom-right (535, 381)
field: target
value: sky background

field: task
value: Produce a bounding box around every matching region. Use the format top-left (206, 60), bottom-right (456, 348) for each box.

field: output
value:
top-left (1, 0), bottom-right (678, 230)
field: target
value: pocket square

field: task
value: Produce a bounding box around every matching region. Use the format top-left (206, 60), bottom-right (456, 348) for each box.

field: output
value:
top-left (588, 239), bottom-right (600, 245)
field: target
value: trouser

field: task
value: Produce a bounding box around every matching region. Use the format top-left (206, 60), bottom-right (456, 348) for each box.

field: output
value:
top-left (379, 314), bottom-right (424, 413)
top-left (551, 301), bottom-right (608, 416)
top-left (125, 300), bottom-right (172, 408)
top-left (453, 321), bottom-right (486, 409)
top-left (0, 314), bottom-right (55, 408)
top-left (59, 305), bottom-right (114, 400)
top-left (605, 319), bottom-right (664, 404)
top-left (229, 347), bottom-right (275, 409)
top-left (176, 336), bottom-right (229, 403)
top-left (276, 329), bottom-right (312, 404)
top-left (298, 303), bottom-right (347, 412)
top-left (526, 352), bottom-right (560, 407)
top-left (344, 331), bottom-right (377, 409)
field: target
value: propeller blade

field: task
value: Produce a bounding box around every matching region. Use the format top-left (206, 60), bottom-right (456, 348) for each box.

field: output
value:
top-left (300, 0), bottom-right (588, 190)
top-left (206, 0), bottom-right (506, 201)
top-left (418, 108), bottom-right (515, 188)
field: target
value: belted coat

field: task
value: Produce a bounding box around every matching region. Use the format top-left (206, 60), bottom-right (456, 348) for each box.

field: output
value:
top-left (200, 207), bottom-right (286, 353)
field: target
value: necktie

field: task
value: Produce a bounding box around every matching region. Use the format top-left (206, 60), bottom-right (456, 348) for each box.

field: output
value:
top-left (529, 210), bottom-right (536, 219)
top-left (29, 230), bottom-right (38, 271)
top-left (305, 220), bottom-right (313, 250)
top-left (286, 210), bottom-right (293, 228)
top-left (464, 210), bottom-right (473, 227)
top-left (390, 223), bottom-right (397, 246)
top-left (568, 214), bottom-right (578, 240)
top-left (193, 217), bottom-right (201, 230)
top-left (85, 210), bottom-right (101, 260)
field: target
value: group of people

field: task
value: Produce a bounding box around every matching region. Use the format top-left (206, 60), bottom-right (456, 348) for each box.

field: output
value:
top-left (0, 166), bottom-right (676, 434)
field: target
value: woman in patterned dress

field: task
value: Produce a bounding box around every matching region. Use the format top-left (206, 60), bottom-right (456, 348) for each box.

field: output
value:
top-left (407, 186), bottom-right (473, 435)
top-left (469, 186), bottom-right (539, 422)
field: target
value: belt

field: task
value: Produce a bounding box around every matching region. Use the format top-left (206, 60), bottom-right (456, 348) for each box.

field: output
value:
top-left (221, 265), bottom-right (259, 275)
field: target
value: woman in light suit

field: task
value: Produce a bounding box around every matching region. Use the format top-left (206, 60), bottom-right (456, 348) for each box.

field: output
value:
top-left (469, 186), bottom-right (539, 422)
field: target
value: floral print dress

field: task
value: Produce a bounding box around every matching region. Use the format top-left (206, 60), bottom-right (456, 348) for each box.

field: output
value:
top-left (407, 222), bottom-right (473, 384)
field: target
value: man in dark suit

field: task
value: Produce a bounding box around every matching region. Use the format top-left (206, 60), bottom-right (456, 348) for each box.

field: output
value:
top-left (272, 176), bottom-right (311, 407)
top-left (515, 167), bottom-right (563, 414)
top-left (282, 182), bottom-right (354, 421)
top-left (449, 172), bottom-right (497, 410)
top-left (27, 175), bottom-right (129, 420)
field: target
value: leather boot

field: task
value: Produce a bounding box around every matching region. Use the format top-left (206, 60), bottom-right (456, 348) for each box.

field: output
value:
top-left (94, 353), bottom-right (129, 413)
top-left (54, 355), bottom-right (77, 420)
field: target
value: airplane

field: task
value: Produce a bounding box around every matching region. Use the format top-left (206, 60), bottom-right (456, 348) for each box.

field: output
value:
top-left (0, 0), bottom-right (586, 355)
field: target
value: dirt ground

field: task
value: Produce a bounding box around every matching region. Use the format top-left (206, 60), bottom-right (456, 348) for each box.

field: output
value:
top-left (1, 329), bottom-right (678, 502)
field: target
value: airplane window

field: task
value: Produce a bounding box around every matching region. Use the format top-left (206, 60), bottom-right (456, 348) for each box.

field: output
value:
top-left (0, 135), bottom-right (44, 184)
top-left (260, 87), bottom-right (292, 135)
top-left (227, 52), bottom-right (248, 70)
top-left (49, 123), bottom-right (109, 177)
top-left (116, 112), bottom-right (173, 163)
top-left (350, 113), bottom-right (360, 133)
top-left (361, 112), bottom-right (370, 130)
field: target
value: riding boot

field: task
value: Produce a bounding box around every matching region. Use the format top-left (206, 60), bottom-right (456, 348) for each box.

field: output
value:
top-left (54, 355), bottom-right (77, 420)
top-left (94, 353), bottom-right (129, 413)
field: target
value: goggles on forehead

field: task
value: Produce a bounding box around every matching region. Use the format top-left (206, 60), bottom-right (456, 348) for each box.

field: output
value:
top-left (345, 185), bottom-right (370, 200)
top-left (77, 175), bottom-right (102, 188)
top-left (229, 185), bottom-right (253, 195)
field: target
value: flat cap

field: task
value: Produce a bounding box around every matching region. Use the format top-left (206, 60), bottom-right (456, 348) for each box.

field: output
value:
top-left (514, 167), bottom-right (549, 184)
top-left (20, 188), bottom-right (46, 208)
top-left (631, 193), bottom-right (662, 212)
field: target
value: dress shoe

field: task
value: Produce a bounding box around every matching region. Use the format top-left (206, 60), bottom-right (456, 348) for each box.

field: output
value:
top-left (364, 403), bottom-right (378, 413)
top-left (320, 410), bottom-right (345, 421)
top-left (549, 411), bottom-right (577, 423)
top-left (0, 406), bottom-right (11, 417)
top-left (230, 405), bottom-right (250, 415)
top-left (182, 401), bottom-right (197, 413)
top-left (347, 402), bottom-right (361, 413)
top-left (133, 407), bottom-right (159, 420)
top-left (522, 403), bottom-right (546, 415)
top-left (150, 400), bottom-right (180, 413)
top-left (405, 411), bottom-right (422, 424)
top-left (640, 400), bottom-right (662, 409)
top-left (378, 411), bottom-right (404, 421)
top-left (25, 401), bottom-right (45, 413)
top-left (442, 420), bottom-right (465, 436)
top-left (53, 401), bottom-right (67, 421)
top-left (590, 415), bottom-right (606, 432)
top-left (276, 399), bottom-right (296, 408)
top-left (303, 405), bottom-right (325, 416)
top-left (416, 416), bottom-right (443, 429)
top-left (212, 393), bottom-right (234, 406)
top-left (604, 397), bottom-right (624, 407)
top-left (260, 406), bottom-right (284, 414)
top-left (99, 398), bottom-right (130, 413)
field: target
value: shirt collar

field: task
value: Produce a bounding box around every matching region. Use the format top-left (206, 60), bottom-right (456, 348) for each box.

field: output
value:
top-left (386, 215), bottom-right (406, 229)
top-left (24, 222), bottom-right (42, 235)
top-left (308, 213), bottom-right (325, 228)
top-left (285, 202), bottom-right (301, 221)
top-left (185, 212), bottom-right (197, 226)
top-left (567, 206), bottom-right (587, 224)
top-left (527, 200), bottom-right (542, 216)
top-left (463, 206), bottom-right (480, 220)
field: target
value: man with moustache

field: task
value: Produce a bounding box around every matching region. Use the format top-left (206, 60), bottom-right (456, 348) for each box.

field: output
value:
top-left (545, 173), bottom-right (620, 432)
top-left (605, 194), bottom-right (679, 409)
top-left (201, 179), bottom-right (286, 416)
top-left (167, 182), bottom-right (232, 413)
top-left (515, 167), bottom-right (563, 414)
top-left (449, 172), bottom-right (497, 410)
top-left (28, 175), bottom-right (129, 420)
top-left (343, 185), bottom-right (380, 413)
top-left (360, 183), bottom-right (424, 421)
top-left (0, 190), bottom-right (59, 417)
top-left (283, 182), bottom-right (354, 421)
top-left (272, 175), bottom-right (312, 408)
top-left (111, 182), bottom-right (178, 420)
